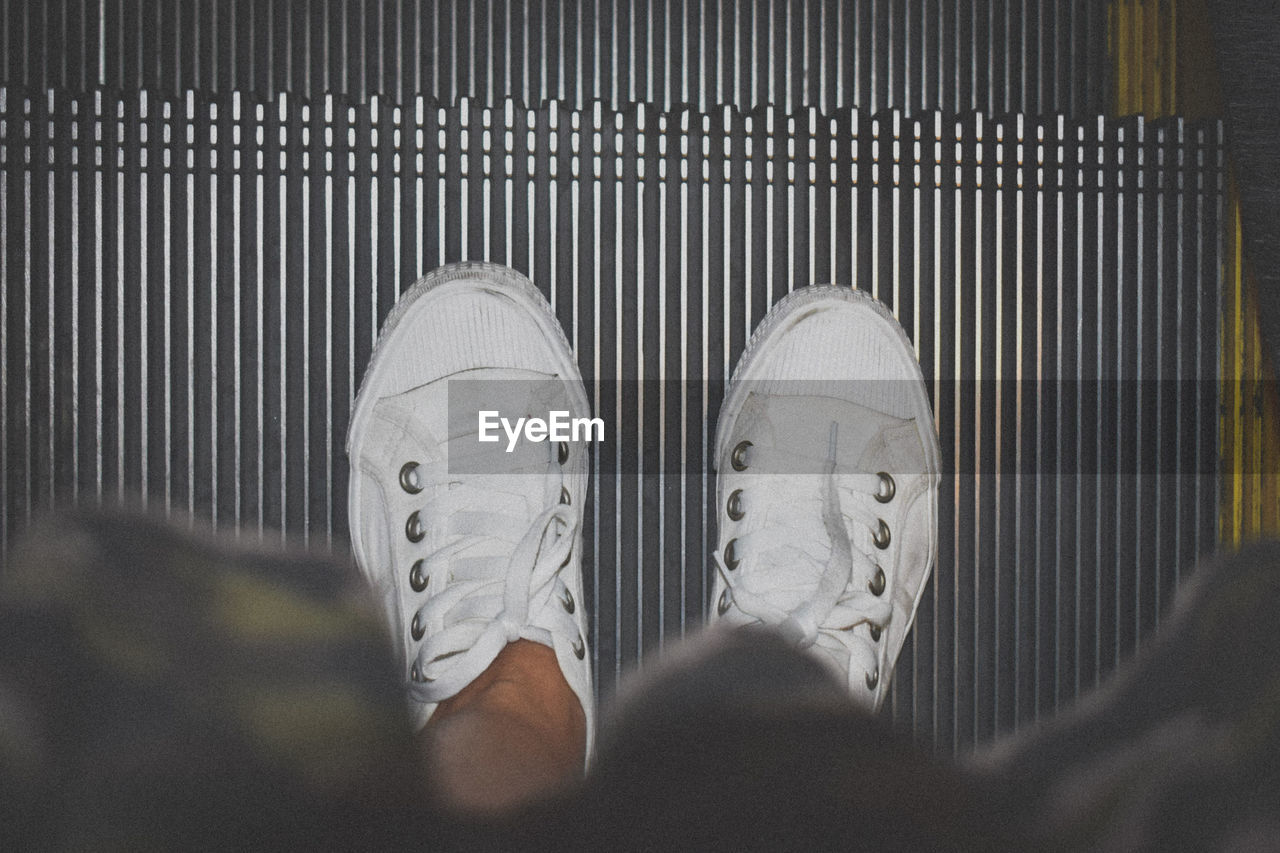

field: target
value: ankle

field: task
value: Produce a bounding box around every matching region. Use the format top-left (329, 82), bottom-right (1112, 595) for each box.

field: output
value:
top-left (423, 640), bottom-right (586, 813)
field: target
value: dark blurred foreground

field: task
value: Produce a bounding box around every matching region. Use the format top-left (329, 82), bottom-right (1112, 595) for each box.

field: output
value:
top-left (2, 508), bottom-right (1278, 851)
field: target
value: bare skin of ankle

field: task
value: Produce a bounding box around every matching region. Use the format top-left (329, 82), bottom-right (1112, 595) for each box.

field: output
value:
top-left (419, 639), bottom-right (586, 815)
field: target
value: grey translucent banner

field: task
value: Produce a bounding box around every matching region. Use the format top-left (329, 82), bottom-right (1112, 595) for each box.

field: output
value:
top-left (444, 379), bottom-right (1236, 475)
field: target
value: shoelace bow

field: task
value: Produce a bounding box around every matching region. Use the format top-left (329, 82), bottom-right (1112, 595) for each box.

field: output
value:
top-left (716, 423), bottom-right (892, 688)
top-left (403, 454), bottom-right (578, 704)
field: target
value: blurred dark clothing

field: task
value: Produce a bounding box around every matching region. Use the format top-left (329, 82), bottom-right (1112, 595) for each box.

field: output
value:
top-left (2, 508), bottom-right (1278, 851)
top-left (0, 509), bottom-right (424, 850)
top-left (978, 540), bottom-right (1280, 851)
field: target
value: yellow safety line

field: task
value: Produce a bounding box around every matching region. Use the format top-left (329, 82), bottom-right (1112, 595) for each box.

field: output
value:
top-left (1110, 0), bottom-right (1280, 545)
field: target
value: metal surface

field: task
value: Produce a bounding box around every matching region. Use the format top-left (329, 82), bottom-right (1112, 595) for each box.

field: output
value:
top-left (1105, 0), bottom-right (1280, 554)
top-left (0, 85), bottom-right (1224, 751)
top-left (2, 0), bottom-right (1111, 116)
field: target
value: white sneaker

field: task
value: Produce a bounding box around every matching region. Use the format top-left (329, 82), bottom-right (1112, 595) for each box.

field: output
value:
top-left (709, 285), bottom-right (941, 710)
top-left (347, 262), bottom-right (594, 755)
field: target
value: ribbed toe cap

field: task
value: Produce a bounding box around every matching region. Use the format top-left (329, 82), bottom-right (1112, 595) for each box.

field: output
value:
top-left (374, 281), bottom-right (566, 395)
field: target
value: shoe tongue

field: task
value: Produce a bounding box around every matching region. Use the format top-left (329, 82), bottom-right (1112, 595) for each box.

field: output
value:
top-left (727, 392), bottom-right (924, 615)
top-left (740, 492), bottom-right (833, 610)
top-left (733, 392), bottom-right (925, 474)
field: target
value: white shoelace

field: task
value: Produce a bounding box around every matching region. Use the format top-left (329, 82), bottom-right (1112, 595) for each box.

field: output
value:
top-left (716, 424), bottom-right (893, 687)
top-left (400, 448), bottom-right (579, 704)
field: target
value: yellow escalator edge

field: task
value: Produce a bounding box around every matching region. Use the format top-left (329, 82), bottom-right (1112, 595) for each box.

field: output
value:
top-left (1108, 0), bottom-right (1280, 545)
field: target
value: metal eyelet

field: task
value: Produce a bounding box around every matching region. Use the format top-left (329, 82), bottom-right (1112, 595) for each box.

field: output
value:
top-left (409, 559), bottom-right (429, 592)
top-left (411, 611), bottom-right (425, 641)
top-left (560, 485), bottom-right (571, 505)
top-left (405, 510), bottom-right (426, 543)
top-left (875, 471), bottom-right (895, 503)
top-left (727, 489), bottom-right (745, 521)
top-left (558, 441), bottom-right (570, 465)
top-left (868, 566), bottom-right (886, 597)
top-left (560, 540), bottom-right (574, 569)
top-left (399, 461), bottom-right (423, 494)
top-left (410, 662), bottom-right (423, 683)
top-left (730, 440), bottom-right (752, 471)
top-left (572, 633), bottom-right (586, 659)
top-left (724, 539), bottom-right (740, 570)
top-left (872, 519), bottom-right (891, 550)
top-left (869, 623), bottom-right (882, 642)
top-left (865, 667), bottom-right (879, 690)
top-left (717, 589), bottom-right (732, 615)
top-left (560, 587), bottom-right (575, 614)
